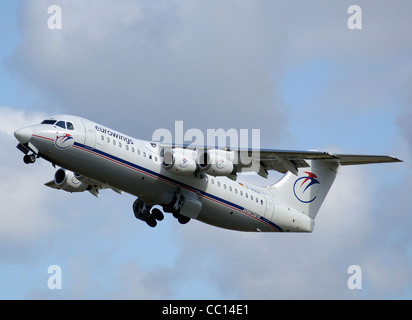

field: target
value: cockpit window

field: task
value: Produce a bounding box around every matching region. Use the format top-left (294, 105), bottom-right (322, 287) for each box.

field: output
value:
top-left (41, 119), bottom-right (57, 125)
top-left (55, 121), bottom-right (66, 129)
top-left (41, 119), bottom-right (75, 130)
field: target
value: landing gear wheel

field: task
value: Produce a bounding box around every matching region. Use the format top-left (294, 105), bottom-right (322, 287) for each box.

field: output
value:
top-left (177, 214), bottom-right (191, 225)
top-left (146, 216), bottom-right (157, 228)
top-left (23, 154), bottom-right (36, 164)
top-left (151, 208), bottom-right (164, 221)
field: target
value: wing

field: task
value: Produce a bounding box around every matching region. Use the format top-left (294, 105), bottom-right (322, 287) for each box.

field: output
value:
top-left (237, 149), bottom-right (402, 176)
top-left (160, 143), bottom-right (402, 178)
top-left (44, 169), bottom-right (123, 197)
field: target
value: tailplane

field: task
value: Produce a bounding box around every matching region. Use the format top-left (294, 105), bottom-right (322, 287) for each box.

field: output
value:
top-left (269, 160), bottom-right (339, 219)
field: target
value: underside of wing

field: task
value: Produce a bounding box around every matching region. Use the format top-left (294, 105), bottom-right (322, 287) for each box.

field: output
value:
top-left (243, 150), bottom-right (402, 176)
top-left (254, 149), bottom-right (339, 175)
top-left (44, 168), bottom-right (123, 197)
top-left (247, 150), bottom-right (402, 175)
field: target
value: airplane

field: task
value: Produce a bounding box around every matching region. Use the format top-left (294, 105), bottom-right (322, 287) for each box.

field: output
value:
top-left (14, 115), bottom-right (402, 232)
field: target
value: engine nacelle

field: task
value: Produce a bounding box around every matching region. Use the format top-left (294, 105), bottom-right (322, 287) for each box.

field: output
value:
top-left (162, 148), bottom-right (198, 176)
top-left (198, 150), bottom-right (234, 176)
top-left (54, 169), bottom-right (89, 193)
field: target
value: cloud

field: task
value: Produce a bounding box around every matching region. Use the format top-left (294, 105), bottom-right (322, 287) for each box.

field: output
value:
top-left (398, 110), bottom-right (412, 153)
top-left (8, 0), bottom-right (286, 145)
top-left (0, 107), bottom-right (63, 260)
top-left (9, 1), bottom-right (412, 148)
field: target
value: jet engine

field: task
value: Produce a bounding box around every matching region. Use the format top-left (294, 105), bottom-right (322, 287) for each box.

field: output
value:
top-left (162, 148), bottom-right (198, 176)
top-left (198, 150), bottom-right (234, 176)
top-left (53, 168), bottom-right (89, 193)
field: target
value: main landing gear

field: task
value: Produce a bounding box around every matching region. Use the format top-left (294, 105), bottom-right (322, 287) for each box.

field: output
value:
top-left (132, 187), bottom-right (191, 228)
top-left (166, 187), bottom-right (191, 225)
top-left (133, 198), bottom-right (164, 228)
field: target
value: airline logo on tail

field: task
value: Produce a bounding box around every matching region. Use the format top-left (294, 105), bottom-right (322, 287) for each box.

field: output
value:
top-left (293, 172), bottom-right (320, 203)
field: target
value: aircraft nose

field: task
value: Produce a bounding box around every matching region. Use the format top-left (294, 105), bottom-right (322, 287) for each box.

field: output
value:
top-left (14, 127), bottom-right (33, 144)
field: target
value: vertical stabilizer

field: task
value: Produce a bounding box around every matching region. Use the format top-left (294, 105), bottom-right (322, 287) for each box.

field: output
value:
top-left (270, 160), bottom-right (338, 219)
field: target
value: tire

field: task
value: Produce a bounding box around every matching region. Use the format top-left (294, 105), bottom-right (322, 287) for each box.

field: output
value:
top-left (23, 154), bottom-right (36, 164)
top-left (177, 214), bottom-right (190, 225)
top-left (146, 216), bottom-right (157, 228)
top-left (23, 155), bottom-right (31, 164)
top-left (151, 208), bottom-right (164, 221)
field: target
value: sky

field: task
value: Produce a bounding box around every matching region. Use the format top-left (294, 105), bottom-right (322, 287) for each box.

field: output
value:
top-left (0, 0), bottom-right (411, 300)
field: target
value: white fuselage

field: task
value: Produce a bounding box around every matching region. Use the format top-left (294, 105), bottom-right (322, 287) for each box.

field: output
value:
top-left (15, 115), bottom-right (315, 232)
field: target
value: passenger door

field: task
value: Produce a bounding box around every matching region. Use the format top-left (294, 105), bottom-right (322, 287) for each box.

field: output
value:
top-left (82, 119), bottom-right (96, 149)
top-left (264, 193), bottom-right (274, 221)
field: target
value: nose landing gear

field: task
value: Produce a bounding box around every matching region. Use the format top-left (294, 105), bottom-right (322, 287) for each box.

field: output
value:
top-left (23, 153), bottom-right (37, 164)
top-left (17, 143), bottom-right (38, 164)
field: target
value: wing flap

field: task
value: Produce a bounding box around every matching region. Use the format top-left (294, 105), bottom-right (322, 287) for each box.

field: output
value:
top-left (242, 149), bottom-right (338, 175)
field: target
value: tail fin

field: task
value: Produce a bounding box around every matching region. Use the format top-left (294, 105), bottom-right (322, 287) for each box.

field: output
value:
top-left (270, 160), bottom-right (339, 219)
